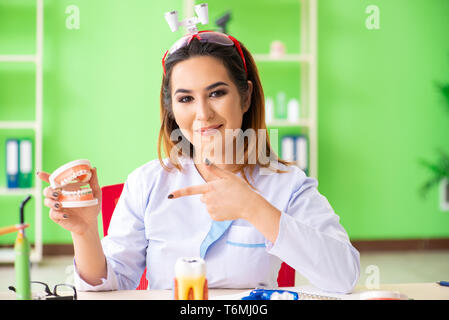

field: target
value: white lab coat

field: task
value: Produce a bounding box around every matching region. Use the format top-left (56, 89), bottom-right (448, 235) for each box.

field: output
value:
top-left (74, 156), bottom-right (360, 293)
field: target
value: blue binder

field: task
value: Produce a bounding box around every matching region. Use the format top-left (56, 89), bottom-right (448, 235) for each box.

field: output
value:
top-left (19, 139), bottom-right (33, 188)
top-left (281, 134), bottom-right (309, 175)
top-left (281, 135), bottom-right (295, 162)
top-left (295, 135), bottom-right (309, 173)
top-left (6, 139), bottom-right (19, 188)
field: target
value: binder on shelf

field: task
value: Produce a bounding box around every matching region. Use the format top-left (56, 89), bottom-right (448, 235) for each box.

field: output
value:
top-left (6, 139), bottom-right (19, 188)
top-left (281, 134), bottom-right (309, 174)
top-left (19, 139), bottom-right (33, 188)
top-left (281, 136), bottom-right (295, 162)
top-left (295, 135), bottom-right (308, 173)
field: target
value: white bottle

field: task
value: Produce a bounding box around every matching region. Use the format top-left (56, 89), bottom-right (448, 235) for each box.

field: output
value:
top-left (265, 97), bottom-right (274, 124)
top-left (276, 92), bottom-right (287, 119)
top-left (287, 98), bottom-right (299, 123)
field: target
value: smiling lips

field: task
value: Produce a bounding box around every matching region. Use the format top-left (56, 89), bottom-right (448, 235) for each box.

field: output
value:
top-left (197, 124), bottom-right (223, 136)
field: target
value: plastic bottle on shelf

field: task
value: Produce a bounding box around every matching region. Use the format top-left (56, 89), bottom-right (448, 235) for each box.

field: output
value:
top-left (276, 92), bottom-right (287, 120)
top-left (269, 40), bottom-right (286, 59)
top-left (287, 98), bottom-right (300, 123)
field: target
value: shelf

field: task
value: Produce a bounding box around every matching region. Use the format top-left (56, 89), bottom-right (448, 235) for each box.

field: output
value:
top-left (0, 121), bottom-right (36, 130)
top-left (0, 248), bottom-right (16, 263)
top-left (0, 187), bottom-right (36, 196)
top-left (253, 53), bottom-right (312, 63)
top-left (0, 55), bottom-right (37, 63)
top-left (267, 119), bottom-right (311, 127)
top-left (0, 0), bottom-right (44, 264)
top-left (0, 247), bottom-right (42, 264)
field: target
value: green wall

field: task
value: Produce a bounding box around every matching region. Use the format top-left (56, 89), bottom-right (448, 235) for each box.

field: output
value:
top-left (0, 0), bottom-right (448, 245)
top-left (318, 0), bottom-right (449, 239)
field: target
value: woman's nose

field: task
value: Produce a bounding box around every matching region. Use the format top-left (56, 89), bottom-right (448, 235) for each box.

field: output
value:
top-left (195, 98), bottom-right (214, 121)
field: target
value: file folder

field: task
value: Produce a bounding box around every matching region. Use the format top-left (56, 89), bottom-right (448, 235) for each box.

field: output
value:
top-left (19, 139), bottom-right (33, 188)
top-left (6, 139), bottom-right (19, 188)
top-left (295, 135), bottom-right (308, 172)
top-left (281, 136), bottom-right (295, 162)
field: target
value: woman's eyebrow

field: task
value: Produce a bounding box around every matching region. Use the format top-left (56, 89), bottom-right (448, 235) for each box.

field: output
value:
top-left (174, 81), bottom-right (229, 95)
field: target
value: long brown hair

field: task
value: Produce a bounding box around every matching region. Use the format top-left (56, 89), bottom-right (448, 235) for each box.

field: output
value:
top-left (157, 36), bottom-right (293, 187)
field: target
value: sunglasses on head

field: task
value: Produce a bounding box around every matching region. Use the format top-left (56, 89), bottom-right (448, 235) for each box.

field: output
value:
top-left (162, 30), bottom-right (248, 77)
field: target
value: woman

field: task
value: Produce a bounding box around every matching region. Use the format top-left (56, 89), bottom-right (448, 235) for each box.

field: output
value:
top-left (38, 31), bottom-right (360, 293)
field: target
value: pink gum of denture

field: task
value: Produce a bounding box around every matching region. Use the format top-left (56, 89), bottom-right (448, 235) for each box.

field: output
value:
top-left (49, 159), bottom-right (98, 208)
top-left (49, 159), bottom-right (92, 188)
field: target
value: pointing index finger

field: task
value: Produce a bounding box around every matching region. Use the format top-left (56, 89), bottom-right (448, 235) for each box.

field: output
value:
top-left (37, 171), bottom-right (50, 183)
top-left (169, 184), bottom-right (209, 199)
top-left (205, 158), bottom-right (234, 179)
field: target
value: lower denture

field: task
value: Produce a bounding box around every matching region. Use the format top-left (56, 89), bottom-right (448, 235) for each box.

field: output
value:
top-left (59, 188), bottom-right (94, 202)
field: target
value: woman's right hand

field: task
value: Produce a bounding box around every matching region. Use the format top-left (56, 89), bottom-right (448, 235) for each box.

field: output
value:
top-left (37, 168), bottom-right (102, 236)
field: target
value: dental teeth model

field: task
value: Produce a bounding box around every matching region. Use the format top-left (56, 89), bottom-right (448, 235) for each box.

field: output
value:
top-left (49, 159), bottom-right (98, 208)
top-left (49, 159), bottom-right (92, 188)
top-left (174, 257), bottom-right (208, 300)
top-left (58, 187), bottom-right (97, 208)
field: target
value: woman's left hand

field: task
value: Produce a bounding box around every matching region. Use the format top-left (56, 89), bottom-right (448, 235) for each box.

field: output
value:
top-left (168, 160), bottom-right (260, 221)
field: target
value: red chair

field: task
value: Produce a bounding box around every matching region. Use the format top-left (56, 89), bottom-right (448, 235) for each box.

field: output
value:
top-left (101, 183), bottom-right (149, 290)
top-left (101, 183), bottom-right (295, 290)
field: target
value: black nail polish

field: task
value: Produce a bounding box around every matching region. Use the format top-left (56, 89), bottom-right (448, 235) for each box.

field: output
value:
top-left (63, 214), bottom-right (68, 219)
top-left (54, 203), bottom-right (60, 209)
top-left (205, 158), bottom-right (211, 166)
top-left (168, 194), bottom-right (174, 199)
top-left (53, 192), bottom-right (59, 198)
top-left (36, 171), bottom-right (40, 176)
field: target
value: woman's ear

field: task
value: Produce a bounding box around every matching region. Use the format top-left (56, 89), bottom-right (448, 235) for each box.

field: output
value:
top-left (243, 80), bottom-right (253, 113)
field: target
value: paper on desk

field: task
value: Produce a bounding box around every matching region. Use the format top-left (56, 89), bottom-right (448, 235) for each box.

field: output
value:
top-left (211, 285), bottom-right (355, 300)
top-left (210, 289), bottom-right (252, 300)
top-left (287, 285), bottom-right (353, 300)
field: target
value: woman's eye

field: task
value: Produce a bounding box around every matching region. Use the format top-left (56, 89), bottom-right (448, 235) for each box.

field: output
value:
top-left (178, 96), bottom-right (193, 103)
top-left (210, 90), bottom-right (226, 98)
top-left (177, 90), bottom-right (226, 103)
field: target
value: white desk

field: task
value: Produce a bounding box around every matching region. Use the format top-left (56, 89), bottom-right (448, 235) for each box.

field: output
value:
top-left (0, 283), bottom-right (448, 300)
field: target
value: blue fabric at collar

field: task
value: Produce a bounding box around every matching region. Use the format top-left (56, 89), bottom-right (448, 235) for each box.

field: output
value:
top-left (200, 220), bottom-right (233, 259)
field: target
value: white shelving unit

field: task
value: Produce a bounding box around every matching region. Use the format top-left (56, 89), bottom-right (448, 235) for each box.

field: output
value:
top-left (260, 0), bottom-right (318, 179)
top-left (0, 0), bottom-right (43, 263)
top-left (0, 55), bottom-right (38, 63)
top-left (248, 0), bottom-right (319, 287)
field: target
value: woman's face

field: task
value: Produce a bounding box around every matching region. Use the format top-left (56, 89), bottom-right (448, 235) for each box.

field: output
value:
top-left (170, 55), bottom-right (252, 164)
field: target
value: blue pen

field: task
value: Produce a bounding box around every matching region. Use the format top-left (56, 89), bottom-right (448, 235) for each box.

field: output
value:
top-left (437, 281), bottom-right (449, 287)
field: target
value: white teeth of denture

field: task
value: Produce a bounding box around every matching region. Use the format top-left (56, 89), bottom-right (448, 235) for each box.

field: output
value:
top-left (72, 170), bottom-right (88, 181)
top-left (49, 160), bottom-right (93, 188)
top-left (75, 169), bottom-right (89, 178)
top-left (175, 257), bottom-right (206, 278)
top-left (61, 169), bottom-right (90, 186)
top-left (61, 188), bottom-right (92, 196)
